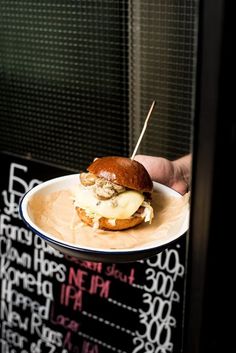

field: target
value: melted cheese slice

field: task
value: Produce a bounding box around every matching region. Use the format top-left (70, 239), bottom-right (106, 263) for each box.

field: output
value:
top-left (74, 186), bottom-right (144, 219)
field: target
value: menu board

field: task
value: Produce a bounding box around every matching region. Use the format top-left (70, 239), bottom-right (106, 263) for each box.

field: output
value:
top-left (0, 152), bottom-right (187, 353)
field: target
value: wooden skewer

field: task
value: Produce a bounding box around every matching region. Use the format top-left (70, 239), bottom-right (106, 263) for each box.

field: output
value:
top-left (130, 100), bottom-right (156, 160)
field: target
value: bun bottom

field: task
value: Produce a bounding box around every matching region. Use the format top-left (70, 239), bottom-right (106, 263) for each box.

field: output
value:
top-left (76, 207), bottom-right (144, 231)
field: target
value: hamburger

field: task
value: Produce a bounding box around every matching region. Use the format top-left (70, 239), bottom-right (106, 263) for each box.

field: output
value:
top-left (74, 156), bottom-right (154, 230)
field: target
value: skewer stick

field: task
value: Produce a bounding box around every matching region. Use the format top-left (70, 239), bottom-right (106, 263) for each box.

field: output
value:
top-left (130, 100), bottom-right (156, 160)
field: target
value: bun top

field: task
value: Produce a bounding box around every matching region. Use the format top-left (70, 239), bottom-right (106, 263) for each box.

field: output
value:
top-left (87, 156), bottom-right (153, 192)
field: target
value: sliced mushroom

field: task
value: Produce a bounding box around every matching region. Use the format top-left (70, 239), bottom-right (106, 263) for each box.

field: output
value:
top-left (80, 172), bottom-right (97, 186)
top-left (94, 178), bottom-right (126, 200)
top-left (95, 179), bottom-right (116, 200)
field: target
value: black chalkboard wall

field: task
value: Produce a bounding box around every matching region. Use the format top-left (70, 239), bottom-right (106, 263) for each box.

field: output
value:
top-left (0, 152), bottom-right (187, 353)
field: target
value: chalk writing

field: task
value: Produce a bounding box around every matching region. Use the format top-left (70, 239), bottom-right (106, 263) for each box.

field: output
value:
top-left (132, 248), bottom-right (185, 352)
top-left (0, 153), bottom-right (186, 353)
top-left (0, 214), bottom-right (33, 246)
top-left (2, 163), bottom-right (40, 219)
top-left (105, 264), bottom-right (135, 284)
top-left (68, 267), bottom-right (111, 298)
top-left (50, 304), bottom-right (80, 332)
top-left (33, 249), bottom-right (66, 282)
top-left (34, 236), bottom-right (64, 258)
top-left (1, 321), bottom-right (28, 349)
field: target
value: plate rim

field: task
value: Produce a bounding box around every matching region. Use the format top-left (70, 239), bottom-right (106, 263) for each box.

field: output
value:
top-left (19, 174), bottom-right (189, 255)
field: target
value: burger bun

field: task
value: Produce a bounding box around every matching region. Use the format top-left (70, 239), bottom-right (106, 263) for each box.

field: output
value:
top-left (87, 156), bottom-right (153, 192)
top-left (76, 207), bottom-right (144, 231)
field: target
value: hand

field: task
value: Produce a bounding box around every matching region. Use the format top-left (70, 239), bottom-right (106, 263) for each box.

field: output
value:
top-left (134, 154), bottom-right (191, 194)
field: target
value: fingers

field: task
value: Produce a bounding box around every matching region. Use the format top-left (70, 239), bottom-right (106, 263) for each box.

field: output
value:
top-left (134, 155), bottom-right (173, 186)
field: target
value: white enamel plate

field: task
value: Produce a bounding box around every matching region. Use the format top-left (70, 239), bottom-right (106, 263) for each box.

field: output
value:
top-left (19, 174), bottom-right (190, 263)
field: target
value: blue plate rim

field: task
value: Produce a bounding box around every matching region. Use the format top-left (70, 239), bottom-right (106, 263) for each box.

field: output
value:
top-left (19, 175), bottom-right (189, 258)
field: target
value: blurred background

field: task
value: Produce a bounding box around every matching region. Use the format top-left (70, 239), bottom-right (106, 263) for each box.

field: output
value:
top-left (0, 0), bottom-right (196, 169)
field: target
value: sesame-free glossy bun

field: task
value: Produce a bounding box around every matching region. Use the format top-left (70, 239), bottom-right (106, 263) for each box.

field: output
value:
top-left (76, 207), bottom-right (144, 231)
top-left (87, 156), bottom-right (153, 193)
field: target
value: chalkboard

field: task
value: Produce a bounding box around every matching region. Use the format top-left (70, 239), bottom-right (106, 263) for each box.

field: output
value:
top-left (0, 152), bottom-right (187, 353)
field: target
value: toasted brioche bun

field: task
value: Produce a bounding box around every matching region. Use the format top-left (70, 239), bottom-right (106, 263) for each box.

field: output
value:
top-left (76, 207), bottom-right (144, 231)
top-left (76, 156), bottom-right (153, 230)
top-left (87, 156), bottom-right (153, 192)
